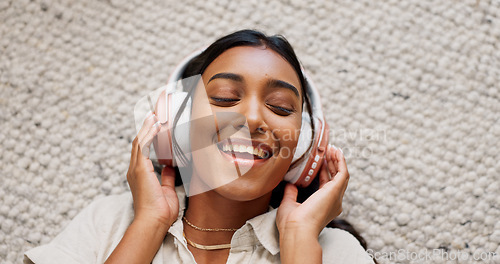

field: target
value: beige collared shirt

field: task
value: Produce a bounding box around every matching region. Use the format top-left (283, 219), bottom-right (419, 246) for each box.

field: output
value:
top-left (24, 186), bottom-right (374, 263)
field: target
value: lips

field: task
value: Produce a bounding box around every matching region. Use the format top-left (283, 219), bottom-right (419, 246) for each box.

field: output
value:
top-left (216, 138), bottom-right (274, 164)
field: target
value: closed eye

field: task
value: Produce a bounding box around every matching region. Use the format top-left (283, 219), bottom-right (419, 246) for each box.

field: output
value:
top-left (268, 104), bottom-right (295, 116)
top-left (210, 97), bottom-right (239, 104)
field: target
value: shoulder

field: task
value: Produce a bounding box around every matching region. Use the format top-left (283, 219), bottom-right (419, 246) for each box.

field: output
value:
top-left (318, 228), bottom-right (375, 264)
top-left (61, 192), bottom-right (135, 244)
top-left (69, 192), bottom-right (134, 231)
top-left (85, 192), bottom-right (134, 220)
top-left (24, 193), bottom-right (134, 264)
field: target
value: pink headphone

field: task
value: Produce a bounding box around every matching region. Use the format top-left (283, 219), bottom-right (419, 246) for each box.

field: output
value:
top-left (152, 48), bottom-right (330, 188)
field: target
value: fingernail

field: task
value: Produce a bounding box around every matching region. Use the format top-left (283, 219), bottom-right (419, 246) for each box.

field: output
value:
top-left (339, 148), bottom-right (344, 154)
top-left (153, 121), bottom-right (161, 128)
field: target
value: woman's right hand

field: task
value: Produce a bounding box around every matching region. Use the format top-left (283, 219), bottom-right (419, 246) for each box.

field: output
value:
top-left (127, 111), bottom-right (179, 228)
top-left (105, 112), bottom-right (179, 263)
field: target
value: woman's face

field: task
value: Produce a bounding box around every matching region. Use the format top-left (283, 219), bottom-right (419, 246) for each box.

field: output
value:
top-left (189, 46), bottom-right (303, 201)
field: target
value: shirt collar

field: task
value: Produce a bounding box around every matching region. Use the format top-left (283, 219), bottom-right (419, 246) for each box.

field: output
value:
top-left (169, 186), bottom-right (280, 255)
top-left (244, 206), bottom-right (280, 255)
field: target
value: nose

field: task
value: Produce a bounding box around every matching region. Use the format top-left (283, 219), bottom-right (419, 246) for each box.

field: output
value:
top-left (242, 96), bottom-right (268, 134)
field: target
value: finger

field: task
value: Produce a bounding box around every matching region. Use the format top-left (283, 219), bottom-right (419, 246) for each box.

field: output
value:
top-left (335, 148), bottom-right (348, 177)
top-left (161, 166), bottom-right (176, 189)
top-left (332, 149), bottom-right (349, 192)
top-left (326, 147), bottom-right (337, 176)
top-left (137, 112), bottom-right (157, 143)
top-left (334, 147), bottom-right (341, 172)
top-left (136, 144), bottom-right (155, 172)
top-left (281, 183), bottom-right (298, 204)
top-left (319, 159), bottom-right (330, 188)
top-left (139, 121), bottom-right (161, 157)
top-left (129, 137), bottom-right (139, 169)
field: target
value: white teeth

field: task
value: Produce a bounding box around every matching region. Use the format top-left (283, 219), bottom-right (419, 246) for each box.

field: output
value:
top-left (220, 144), bottom-right (268, 159)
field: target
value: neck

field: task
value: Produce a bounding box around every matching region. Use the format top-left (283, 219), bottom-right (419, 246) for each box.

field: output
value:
top-left (185, 190), bottom-right (272, 231)
top-left (182, 185), bottom-right (272, 249)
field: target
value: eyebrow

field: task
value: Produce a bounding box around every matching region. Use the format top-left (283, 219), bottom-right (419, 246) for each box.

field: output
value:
top-left (266, 79), bottom-right (299, 97)
top-left (207, 72), bottom-right (300, 97)
top-left (208, 72), bottom-right (243, 83)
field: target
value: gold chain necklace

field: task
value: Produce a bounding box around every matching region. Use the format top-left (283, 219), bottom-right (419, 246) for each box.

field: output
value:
top-left (182, 216), bottom-right (239, 232)
top-left (183, 232), bottom-right (232, 250)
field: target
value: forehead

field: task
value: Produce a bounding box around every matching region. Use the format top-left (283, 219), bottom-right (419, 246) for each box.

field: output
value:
top-left (202, 46), bottom-right (302, 95)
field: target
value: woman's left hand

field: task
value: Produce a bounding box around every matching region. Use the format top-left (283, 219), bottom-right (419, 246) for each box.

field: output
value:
top-left (276, 145), bottom-right (349, 237)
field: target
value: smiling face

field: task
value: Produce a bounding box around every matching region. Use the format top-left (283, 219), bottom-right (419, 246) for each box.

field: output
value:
top-left (188, 46), bottom-right (303, 201)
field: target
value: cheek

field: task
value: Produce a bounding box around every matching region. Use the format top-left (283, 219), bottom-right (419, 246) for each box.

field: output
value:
top-left (191, 90), bottom-right (212, 118)
top-left (189, 94), bottom-right (220, 153)
top-left (271, 116), bottom-right (302, 156)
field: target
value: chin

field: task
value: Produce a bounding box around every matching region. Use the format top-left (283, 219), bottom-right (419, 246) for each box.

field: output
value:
top-left (209, 156), bottom-right (293, 202)
top-left (212, 177), bottom-right (279, 202)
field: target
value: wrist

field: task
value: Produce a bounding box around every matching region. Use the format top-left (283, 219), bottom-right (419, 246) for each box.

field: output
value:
top-left (279, 222), bottom-right (321, 241)
top-left (279, 225), bottom-right (319, 243)
top-left (132, 215), bottom-right (172, 236)
top-left (105, 215), bottom-right (172, 263)
top-left (279, 227), bottom-right (322, 264)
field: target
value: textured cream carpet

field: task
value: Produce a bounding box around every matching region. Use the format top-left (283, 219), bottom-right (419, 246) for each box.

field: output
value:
top-left (1, 0), bottom-right (499, 263)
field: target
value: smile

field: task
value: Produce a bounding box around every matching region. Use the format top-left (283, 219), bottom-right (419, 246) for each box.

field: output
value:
top-left (220, 144), bottom-right (270, 159)
top-left (216, 138), bottom-right (274, 166)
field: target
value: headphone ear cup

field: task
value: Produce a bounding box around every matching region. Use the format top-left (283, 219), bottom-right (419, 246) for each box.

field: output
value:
top-left (292, 112), bottom-right (313, 163)
top-left (153, 90), bottom-right (172, 166)
top-left (285, 116), bottom-right (329, 187)
top-left (153, 91), bottom-right (191, 167)
top-left (284, 112), bottom-right (313, 183)
top-left (172, 94), bottom-right (191, 167)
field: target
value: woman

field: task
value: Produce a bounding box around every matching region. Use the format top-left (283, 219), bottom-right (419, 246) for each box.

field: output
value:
top-left (25, 29), bottom-right (374, 264)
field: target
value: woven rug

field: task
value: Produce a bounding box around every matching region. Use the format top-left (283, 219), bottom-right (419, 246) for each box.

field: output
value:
top-left (1, 0), bottom-right (499, 263)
